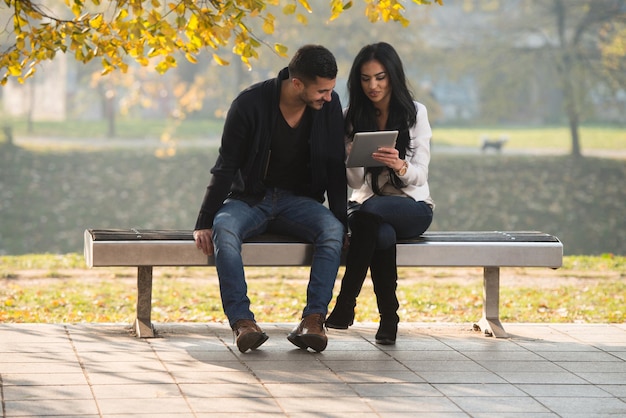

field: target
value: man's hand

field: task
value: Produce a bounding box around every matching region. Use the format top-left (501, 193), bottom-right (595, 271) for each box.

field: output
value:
top-left (193, 229), bottom-right (214, 256)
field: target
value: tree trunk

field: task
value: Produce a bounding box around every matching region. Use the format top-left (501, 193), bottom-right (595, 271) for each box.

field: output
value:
top-left (567, 108), bottom-right (581, 157)
top-left (106, 95), bottom-right (116, 138)
top-left (553, 0), bottom-right (582, 157)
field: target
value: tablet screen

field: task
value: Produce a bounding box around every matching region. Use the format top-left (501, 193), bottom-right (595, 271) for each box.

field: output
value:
top-left (345, 130), bottom-right (399, 167)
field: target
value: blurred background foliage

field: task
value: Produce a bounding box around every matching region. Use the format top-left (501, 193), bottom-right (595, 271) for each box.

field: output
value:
top-left (2, 1), bottom-right (625, 155)
top-left (1, 136), bottom-right (624, 256)
top-left (1, 0), bottom-right (625, 256)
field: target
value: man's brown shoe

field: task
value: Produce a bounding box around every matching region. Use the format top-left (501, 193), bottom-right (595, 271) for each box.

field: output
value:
top-left (287, 313), bottom-right (328, 352)
top-left (233, 319), bottom-right (268, 353)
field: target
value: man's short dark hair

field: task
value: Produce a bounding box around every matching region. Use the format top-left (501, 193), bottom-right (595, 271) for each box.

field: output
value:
top-left (288, 45), bottom-right (338, 83)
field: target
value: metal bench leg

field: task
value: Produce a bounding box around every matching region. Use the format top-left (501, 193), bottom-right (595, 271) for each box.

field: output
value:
top-left (474, 267), bottom-right (508, 338)
top-left (135, 266), bottom-right (155, 338)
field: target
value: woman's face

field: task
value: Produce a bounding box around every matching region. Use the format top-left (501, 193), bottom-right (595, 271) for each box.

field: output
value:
top-left (360, 59), bottom-right (391, 107)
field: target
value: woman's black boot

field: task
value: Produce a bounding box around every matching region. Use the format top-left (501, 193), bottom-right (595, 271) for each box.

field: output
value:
top-left (370, 245), bottom-right (400, 345)
top-left (326, 211), bottom-right (382, 329)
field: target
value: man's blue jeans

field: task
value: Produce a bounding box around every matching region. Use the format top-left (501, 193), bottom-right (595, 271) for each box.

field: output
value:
top-left (212, 188), bottom-right (345, 327)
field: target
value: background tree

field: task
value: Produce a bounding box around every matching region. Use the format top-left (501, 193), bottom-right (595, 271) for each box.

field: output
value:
top-left (436, 0), bottom-right (626, 156)
top-left (516, 0), bottom-right (625, 157)
top-left (0, 0), bottom-right (441, 85)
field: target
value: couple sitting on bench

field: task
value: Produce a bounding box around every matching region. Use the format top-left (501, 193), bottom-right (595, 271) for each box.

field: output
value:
top-left (192, 43), bottom-right (434, 353)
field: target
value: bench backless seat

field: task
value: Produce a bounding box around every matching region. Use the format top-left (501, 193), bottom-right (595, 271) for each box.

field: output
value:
top-left (84, 229), bottom-right (563, 338)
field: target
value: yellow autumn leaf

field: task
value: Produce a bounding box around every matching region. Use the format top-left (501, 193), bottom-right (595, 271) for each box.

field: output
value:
top-left (262, 14), bottom-right (275, 34)
top-left (296, 13), bottom-right (308, 25)
top-left (8, 63), bottom-right (22, 76)
top-left (89, 14), bottom-right (103, 29)
top-left (71, 3), bottom-right (81, 17)
top-left (185, 52), bottom-right (197, 64)
top-left (274, 43), bottom-right (288, 57)
top-left (212, 53), bottom-right (229, 66)
top-left (283, 4), bottom-right (296, 15)
top-left (119, 7), bottom-right (132, 19)
top-left (24, 66), bottom-right (36, 79)
top-left (26, 9), bottom-right (43, 20)
top-left (298, 0), bottom-right (313, 13)
top-left (187, 13), bottom-right (199, 31)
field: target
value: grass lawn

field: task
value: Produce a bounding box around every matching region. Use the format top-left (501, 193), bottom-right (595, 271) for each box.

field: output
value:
top-left (433, 126), bottom-right (625, 150)
top-left (2, 145), bottom-right (626, 255)
top-left (4, 118), bottom-right (625, 150)
top-left (0, 254), bottom-right (624, 324)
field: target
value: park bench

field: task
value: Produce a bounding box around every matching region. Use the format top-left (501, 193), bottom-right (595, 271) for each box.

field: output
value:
top-left (84, 229), bottom-right (562, 339)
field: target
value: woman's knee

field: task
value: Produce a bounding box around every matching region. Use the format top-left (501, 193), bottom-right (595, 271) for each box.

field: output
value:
top-left (376, 223), bottom-right (396, 249)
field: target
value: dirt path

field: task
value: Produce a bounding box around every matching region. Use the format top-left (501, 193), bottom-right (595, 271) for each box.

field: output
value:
top-left (13, 136), bottom-right (626, 159)
top-left (6, 265), bottom-right (620, 289)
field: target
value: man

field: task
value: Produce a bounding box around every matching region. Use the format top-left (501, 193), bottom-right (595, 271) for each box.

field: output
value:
top-left (194, 45), bottom-right (347, 353)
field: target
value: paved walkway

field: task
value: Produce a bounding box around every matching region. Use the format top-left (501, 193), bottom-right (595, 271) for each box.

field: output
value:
top-left (12, 136), bottom-right (626, 160)
top-left (1, 322), bottom-right (625, 417)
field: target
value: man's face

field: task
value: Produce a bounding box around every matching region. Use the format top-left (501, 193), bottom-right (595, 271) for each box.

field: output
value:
top-left (296, 76), bottom-right (336, 110)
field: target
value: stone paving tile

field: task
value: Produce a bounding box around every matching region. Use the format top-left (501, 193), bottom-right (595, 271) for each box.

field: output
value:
top-left (1, 323), bottom-right (625, 417)
top-left (535, 396), bottom-right (626, 416)
top-left (179, 382), bottom-right (271, 398)
top-left (164, 360), bottom-right (249, 373)
top-left (516, 383), bottom-right (616, 397)
top-left (253, 368), bottom-right (346, 384)
top-left (169, 370), bottom-right (260, 384)
top-left (186, 396), bottom-right (283, 413)
top-left (402, 360), bottom-right (490, 373)
top-left (321, 359), bottom-right (414, 372)
top-left (85, 371), bottom-right (176, 385)
top-left (4, 399), bottom-right (100, 416)
top-left (276, 396), bottom-right (374, 414)
top-left (81, 360), bottom-right (168, 374)
top-left (573, 372), bottom-right (626, 385)
top-left (0, 361), bottom-right (83, 374)
top-left (450, 396), bottom-right (552, 414)
top-left (337, 370), bottom-right (426, 384)
top-left (263, 382), bottom-right (358, 398)
top-left (193, 414), bottom-right (286, 418)
top-left (433, 383), bottom-right (528, 397)
top-left (364, 395), bottom-right (464, 413)
top-left (416, 371), bottom-right (508, 384)
top-left (493, 371), bottom-right (589, 385)
top-left (555, 360), bottom-right (626, 373)
top-left (91, 383), bottom-right (182, 399)
top-left (476, 360), bottom-right (570, 373)
top-left (598, 384), bottom-right (626, 397)
top-left (2, 373), bottom-right (89, 386)
top-left (349, 382), bottom-right (443, 397)
top-left (3, 384), bottom-right (94, 401)
top-left (97, 397), bottom-right (194, 415)
top-left (283, 414), bottom-right (383, 418)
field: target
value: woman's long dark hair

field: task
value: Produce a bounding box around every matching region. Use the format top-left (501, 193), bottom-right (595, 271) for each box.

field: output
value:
top-left (345, 42), bottom-right (417, 192)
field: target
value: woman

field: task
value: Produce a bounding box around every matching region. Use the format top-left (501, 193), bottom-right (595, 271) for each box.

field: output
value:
top-left (326, 42), bottom-right (434, 344)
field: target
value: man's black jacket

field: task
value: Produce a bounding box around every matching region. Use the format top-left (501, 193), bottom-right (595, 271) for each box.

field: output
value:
top-left (195, 67), bottom-right (347, 230)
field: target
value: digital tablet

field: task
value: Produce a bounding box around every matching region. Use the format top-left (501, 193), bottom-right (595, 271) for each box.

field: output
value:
top-left (345, 130), bottom-right (399, 167)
